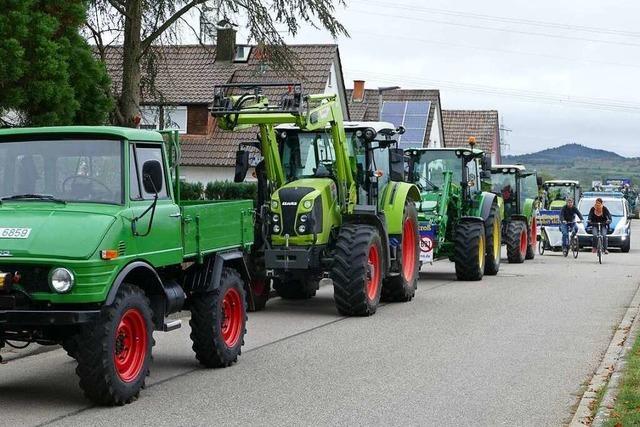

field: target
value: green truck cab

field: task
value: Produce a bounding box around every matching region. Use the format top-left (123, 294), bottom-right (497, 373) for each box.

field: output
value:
top-left (490, 164), bottom-right (540, 263)
top-left (0, 126), bottom-right (254, 405)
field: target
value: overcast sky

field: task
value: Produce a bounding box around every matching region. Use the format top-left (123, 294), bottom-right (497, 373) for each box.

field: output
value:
top-left (189, 1), bottom-right (640, 157)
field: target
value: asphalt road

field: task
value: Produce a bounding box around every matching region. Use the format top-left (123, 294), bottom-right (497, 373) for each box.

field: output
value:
top-left (2, 223), bottom-right (640, 426)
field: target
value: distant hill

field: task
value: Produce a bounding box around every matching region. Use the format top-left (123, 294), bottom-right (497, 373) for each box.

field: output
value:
top-left (503, 144), bottom-right (640, 187)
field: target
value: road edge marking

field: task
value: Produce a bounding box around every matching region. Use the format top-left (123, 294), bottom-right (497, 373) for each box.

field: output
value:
top-left (569, 281), bottom-right (640, 426)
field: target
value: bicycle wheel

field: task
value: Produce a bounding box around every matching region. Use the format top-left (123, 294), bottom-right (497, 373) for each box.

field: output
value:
top-left (572, 237), bottom-right (579, 258)
top-left (538, 239), bottom-right (545, 256)
top-left (598, 237), bottom-right (603, 264)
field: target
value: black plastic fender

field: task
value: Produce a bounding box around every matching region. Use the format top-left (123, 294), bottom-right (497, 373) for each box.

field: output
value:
top-left (209, 250), bottom-right (255, 310)
top-left (480, 192), bottom-right (497, 222)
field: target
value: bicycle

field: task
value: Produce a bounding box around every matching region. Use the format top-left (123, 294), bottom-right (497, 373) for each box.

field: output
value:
top-left (561, 220), bottom-right (580, 259)
top-left (589, 222), bottom-right (610, 264)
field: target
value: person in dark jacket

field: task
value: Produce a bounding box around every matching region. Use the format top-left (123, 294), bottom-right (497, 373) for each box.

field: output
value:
top-left (559, 198), bottom-right (584, 251)
top-left (588, 197), bottom-right (612, 254)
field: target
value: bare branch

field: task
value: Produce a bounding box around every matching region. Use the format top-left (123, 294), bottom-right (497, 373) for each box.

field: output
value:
top-left (141, 0), bottom-right (209, 50)
top-left (106, 0), bottom-right (131, 19)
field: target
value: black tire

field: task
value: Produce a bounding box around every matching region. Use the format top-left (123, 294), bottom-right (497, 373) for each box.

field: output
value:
top-left (249, 277), bottom-right (270, 311)
top-left (454, 220), bottom-right (486, 281)
top-left (505, 221), bottom-right (527, 263)
top-left (525, 218), bottom-right (536, 260)
top-left (382, 202), bottom-right (419, 302)
top-left (331, 224), bottom-right (383, 316)
top-left (273, 277), bottom-right (317, 300)
top-left (484, 202), bottom-right (501, 276)
top-left (75, 283), bottom-right (154, 405)
top-left (622, 237), bottom-right (631, 253)
top-left (190, 268), bottom-right (247, 368)
top-left (61, 334), bottom-right (80, 359)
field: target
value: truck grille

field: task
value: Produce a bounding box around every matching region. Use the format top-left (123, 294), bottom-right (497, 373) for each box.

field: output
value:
top-left (278, 187), bottom-right (314, 235)
top-left (0, 264), bottom-right (50, 293)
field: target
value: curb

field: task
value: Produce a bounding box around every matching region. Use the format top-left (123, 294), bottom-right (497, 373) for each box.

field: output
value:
top-left (570, 282), bottom-right (640, 426)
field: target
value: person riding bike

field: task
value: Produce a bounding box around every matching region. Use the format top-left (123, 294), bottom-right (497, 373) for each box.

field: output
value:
top-left (559, 197), bottom-right (583, 252)
top-left (587, 197), bottom-right (612, 254)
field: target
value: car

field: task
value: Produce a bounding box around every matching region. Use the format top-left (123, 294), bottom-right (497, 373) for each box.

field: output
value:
top-left (576, 195), bottom-right (631, 252)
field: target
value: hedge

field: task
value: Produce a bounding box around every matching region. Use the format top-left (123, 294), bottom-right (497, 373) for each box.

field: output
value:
top-left (179, 180), bottom-right (257, 201)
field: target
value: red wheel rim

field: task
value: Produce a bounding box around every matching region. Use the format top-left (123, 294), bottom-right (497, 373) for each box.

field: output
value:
top-left (114, 308), bottom-right (148, 383)
top-left (530, 218), bottom-right (537, 248)
top-left (366, 244), bottom-right (381, 301)
top-left (519, 229), bottom-right (527, 256)
top-left (221, 287), bottom-right (243, 348)
top-left (402, 219), bottom-right (417, 281)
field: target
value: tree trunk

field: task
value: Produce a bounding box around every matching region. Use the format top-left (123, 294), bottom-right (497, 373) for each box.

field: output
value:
top-left (117, 0), bottom-right (143, 127)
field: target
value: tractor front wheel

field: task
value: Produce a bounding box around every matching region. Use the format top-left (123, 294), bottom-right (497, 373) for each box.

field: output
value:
top-left (506, 221), bottom-right (527, 263)
top-left (454, 220), bottom-right (486, 281)
top-left (525, 217), bottom-right (537, 260)
top-left (382, 202), bottom-right (419, 302)
top-left (484, 202), bottom-right (502, 275)
top-left (190, 268), bottom-right (247, 368)
top-left (331, 225), bottom-right (384, 316)
top-left (75, 283), bottom-right (154, 405)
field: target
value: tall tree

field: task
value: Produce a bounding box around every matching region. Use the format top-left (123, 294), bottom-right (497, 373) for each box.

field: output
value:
top-left (0, 0), bottom-right (112, 127)
top-left (86, 0), bottom-right (348, 127)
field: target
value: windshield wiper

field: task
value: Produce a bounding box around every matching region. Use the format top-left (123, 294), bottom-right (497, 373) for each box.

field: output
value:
top-left (1, 194), bottom-right (66, 204)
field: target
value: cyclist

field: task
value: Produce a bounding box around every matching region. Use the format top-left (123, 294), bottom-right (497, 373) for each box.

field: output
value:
top-left (559, 197), bottom-right (583, 252)
top-left (587, 197), bottom-right (612, 254)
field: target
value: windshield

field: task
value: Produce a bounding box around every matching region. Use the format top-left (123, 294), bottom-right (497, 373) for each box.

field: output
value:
top-left (491, 172), bottom-right (516, 201)
top-left (0, 139), bottom-right (122, 204)
top-left (412, 151), bottom-right (462, 189)
top-left (546, 185), bottom-right (575, 203)
top-left (282, 131), bottom-right (335, 181)
top-left (578, 198), bottom-right (625, 216)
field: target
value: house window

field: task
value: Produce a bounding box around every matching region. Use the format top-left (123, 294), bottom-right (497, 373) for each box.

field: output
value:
top-left (234, 45), bottom-right (252, 62)
top-left (139, 105), bottom-right (188, 134)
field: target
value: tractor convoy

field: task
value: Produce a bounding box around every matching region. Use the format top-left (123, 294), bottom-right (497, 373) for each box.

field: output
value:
top-left (0, 83), bottom-right (579, 406)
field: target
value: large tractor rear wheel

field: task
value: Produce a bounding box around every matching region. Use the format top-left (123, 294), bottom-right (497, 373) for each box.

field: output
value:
top-left (331, 224), bottom-right (384, 316)
top-left (484, 202), bottom-right (502, 275)
top-left (190, 268), bottom-right (247, 368)
top-left (382, 202), bottom-right (419, 302)
top-left (506, 221), bottom-right (527, 263)
top-left (454, 220), bottom-right (486, 281)
top-left (75, 283), bottom-right (154, 405)
top-left (525, 217), bottom-right (537, 260)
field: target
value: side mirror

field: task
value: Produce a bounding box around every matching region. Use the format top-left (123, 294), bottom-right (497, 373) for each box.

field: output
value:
top-left (482, 153), bottom-right (492, 171)
top-left (142, 160), bottom-right (164, 194)
top-left (234, 150), bottom-right (250, 183)
top-left (389, 148), bottom-right (405, 182)
top-left (480, 170), bottom-right (491, 179)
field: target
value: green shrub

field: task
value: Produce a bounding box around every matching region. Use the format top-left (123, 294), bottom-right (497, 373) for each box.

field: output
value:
top-left (202, 180), bottom-right (257, 200)
top-left (179, 181), bottom-right (204, 200)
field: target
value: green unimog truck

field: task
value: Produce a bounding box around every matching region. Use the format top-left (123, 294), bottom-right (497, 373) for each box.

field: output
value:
top-left (0, 127), bottom-right (254, 405)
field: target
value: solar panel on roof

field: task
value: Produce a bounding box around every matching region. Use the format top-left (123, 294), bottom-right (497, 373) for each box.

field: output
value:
top-left (380, 101), bottom-right (431, 149)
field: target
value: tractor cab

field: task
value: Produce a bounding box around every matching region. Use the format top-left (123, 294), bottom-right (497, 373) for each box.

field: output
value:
top-left (543, 180), bottom-right (581, 209)
top-left (490, 165), bottom-right (539, 220)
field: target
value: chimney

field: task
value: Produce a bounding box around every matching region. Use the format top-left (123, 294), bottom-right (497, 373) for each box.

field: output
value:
top-left (215, 26), bottom-right (237, 62)
top-left (352, 80), bottom-right (365, 102)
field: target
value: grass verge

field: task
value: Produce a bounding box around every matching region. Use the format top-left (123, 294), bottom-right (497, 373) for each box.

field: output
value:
top-left (605, 334), bottom-right (640, 426)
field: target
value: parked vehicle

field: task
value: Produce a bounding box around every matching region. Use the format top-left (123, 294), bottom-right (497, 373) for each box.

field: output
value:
top-left (0, 127), bottom-right (254, 405)
top-left (405, 141), bottom-right (501, 281)
top-left (542, 180), bottom-right (581, 210)
top-left (490, 165), bottom-right (539, 263)
top-left (537, 180), bottom-right (582, 251)
top-left (576, 193), bottom-right (631, 252)
top-left (211, 83), bottom-right (421, 316)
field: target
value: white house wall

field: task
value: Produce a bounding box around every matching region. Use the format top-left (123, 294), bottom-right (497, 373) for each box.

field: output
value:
top-left (430, 107), bottom-right (443, 148)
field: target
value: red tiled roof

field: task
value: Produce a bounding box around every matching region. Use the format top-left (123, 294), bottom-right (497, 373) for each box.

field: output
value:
top-left (103, 44), bottom-right (341, 166)
top-left (345, 89), bottom-right (442, 147)
top-left (442, 110), bottom-right (500, 155)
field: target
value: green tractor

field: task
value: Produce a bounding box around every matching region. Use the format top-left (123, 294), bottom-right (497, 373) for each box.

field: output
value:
top-left (543, 180), bottom-right (581, 210)
top-left (490, 164), bottom-right (540, 263)
top-left (210, 83), bottom-right (421, 316)
top-left (405, 144), bottom-right (501, 281)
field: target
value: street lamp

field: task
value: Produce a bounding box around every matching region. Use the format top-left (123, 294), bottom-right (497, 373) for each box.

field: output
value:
top-left (378, 86), bottom-right (400, 118)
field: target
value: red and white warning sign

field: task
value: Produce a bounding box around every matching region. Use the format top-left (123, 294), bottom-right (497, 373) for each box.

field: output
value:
top-left (419, 223), bottom-right (435, 263)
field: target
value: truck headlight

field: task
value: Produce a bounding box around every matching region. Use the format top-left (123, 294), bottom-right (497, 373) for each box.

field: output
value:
top-left (49, 268), bottom-right (75, 293)
top-left (300, 214), bottom-right (308, 222)
top-left (298, 224), bottom-right (306, 233)
top-left (273, 224), bottom-right (281, 233)
top-left (271, 200), bottom-right (279, 210)
top-left (303, 200), bottom-right (313, 209)
top-left (272, 214), bottom-right (280, 223)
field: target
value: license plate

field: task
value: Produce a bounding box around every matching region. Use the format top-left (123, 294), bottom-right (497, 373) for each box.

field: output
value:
top-left (0, 227), bottom-right (31, 239)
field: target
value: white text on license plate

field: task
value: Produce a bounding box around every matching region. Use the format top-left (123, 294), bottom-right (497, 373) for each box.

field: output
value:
top-left (0, 228), bottom-right (31, 239)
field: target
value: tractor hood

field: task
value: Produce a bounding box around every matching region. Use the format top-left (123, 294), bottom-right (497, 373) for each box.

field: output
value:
top-left (0, 206), bottom-right (117, 259)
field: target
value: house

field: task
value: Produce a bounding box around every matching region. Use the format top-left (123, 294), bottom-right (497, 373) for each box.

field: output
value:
top-left (442, 110), bottom-right (502, 163)
top-left (345, 81), bottom-right (444, 149)
top-left (102, 27), bottom-right (349, 182)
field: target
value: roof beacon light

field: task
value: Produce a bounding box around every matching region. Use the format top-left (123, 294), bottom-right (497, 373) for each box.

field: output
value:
top-left (468, 136), bottom-right (477, 148)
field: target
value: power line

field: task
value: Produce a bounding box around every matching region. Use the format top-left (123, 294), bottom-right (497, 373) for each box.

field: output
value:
top-left (347, 6), bottom-right (640, 49)
top-left (353, 0), bottom-right (640, 39)
top-left (347, 27), bottom-right (640, 70)
top-left (345, 68), bottom-right (640, 114)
